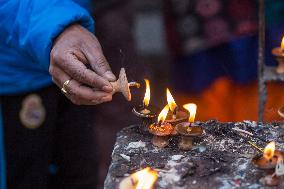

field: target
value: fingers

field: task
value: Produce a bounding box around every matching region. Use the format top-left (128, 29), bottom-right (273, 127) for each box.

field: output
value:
top-left (66, 81), bottom-right (113, 105)
top-left (49, 65), bottom-right (112, 105)
top-left (82, 37), bottom-right (116, 82)
top-left (53, 52), bottom-right (113, 93)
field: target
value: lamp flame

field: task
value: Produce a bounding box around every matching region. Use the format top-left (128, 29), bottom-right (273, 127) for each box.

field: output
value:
top-left (132, 167), bottom-right (158, 189)
top-left (166, 88), bottom-right (177, 112)
top-left (143, 79), bottom-right (150, 107)
top-left (158, 105), bottom-right (169, 123)
top-left (281, 36), bottom-right (284, 51)
top-left (263, 141), bottom-right (276, 160)
top-left (183, 103), bottom-right (197, 123)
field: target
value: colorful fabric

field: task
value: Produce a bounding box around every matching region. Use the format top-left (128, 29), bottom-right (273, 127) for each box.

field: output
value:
top-left (165, 0), bottom-right (258, 56)
top-left (165, 0), bottom-right (284, 92)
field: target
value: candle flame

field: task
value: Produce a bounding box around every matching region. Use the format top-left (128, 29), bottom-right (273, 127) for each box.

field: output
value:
top-left (263, 141), bottom-right (276, 160)
top-left (166, 88), bottom-right (177, 112)
top-left (281, 36), bottom-right (284, 51)
top-left (158, 105), bottom-right (169, 123)
top-left (132, 167), bottom-right (158, 189)
top-left (183, 103), bottom-right (197, 123)
top-left (143, 79), bottom-right (150, 107)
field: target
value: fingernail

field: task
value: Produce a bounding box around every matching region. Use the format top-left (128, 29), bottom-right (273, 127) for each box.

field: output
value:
top-left (102, 86), bottom-right (113, 93)
top-left (105, 71), bottom-right (116, 81)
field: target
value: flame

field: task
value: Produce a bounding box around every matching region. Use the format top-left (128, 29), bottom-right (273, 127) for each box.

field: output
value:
top-left (183, 103), bottom-right (197, 123)
top-left (281, 36), bottom-right (284, 51)
top-left (166, 88), bottom-right (177, 112)
top-left (143, 79), bottom-right (150, 107)
top-left (132, 167), bottom-right (158, 189)
top-left (263, 141), bottom-right (276, 160)
top-left (158, 105), bottom-right (169, 123)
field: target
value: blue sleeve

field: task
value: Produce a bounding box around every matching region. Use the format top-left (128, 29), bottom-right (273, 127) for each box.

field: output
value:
top-left (0, 0), bottom-right (94, 70)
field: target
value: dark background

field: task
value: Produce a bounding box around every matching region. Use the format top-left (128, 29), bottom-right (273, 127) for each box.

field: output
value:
top-left (91, 0), bottom-right (284, 187)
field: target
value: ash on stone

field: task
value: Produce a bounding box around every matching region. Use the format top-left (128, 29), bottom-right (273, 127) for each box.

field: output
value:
top-left (104, 121), bottom-right (284, 189)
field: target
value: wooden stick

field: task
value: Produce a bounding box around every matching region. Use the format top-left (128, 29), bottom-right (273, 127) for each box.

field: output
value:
top-left (248, 141), bottom-right (264, 152)
top-left (232, 127), bottom-right (253, 136)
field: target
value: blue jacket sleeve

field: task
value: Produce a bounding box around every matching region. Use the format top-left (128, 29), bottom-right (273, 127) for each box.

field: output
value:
top-left (0, 0), bottom-right (94, 70)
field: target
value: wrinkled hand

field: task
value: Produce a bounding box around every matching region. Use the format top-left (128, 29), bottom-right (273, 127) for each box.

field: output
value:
top-left (49, 24), bottom-right (116, 105)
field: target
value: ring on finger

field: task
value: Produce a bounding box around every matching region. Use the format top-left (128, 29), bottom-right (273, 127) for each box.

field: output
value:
top-left (61, 79), bottom-right (71, 94)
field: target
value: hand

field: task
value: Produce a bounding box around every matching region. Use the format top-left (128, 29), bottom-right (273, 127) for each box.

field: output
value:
top-left (49, 24), bottom-right (116, 105)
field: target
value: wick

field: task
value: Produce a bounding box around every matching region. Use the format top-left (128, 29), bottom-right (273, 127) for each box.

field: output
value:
top-left (140, 103), bottom-right (151, 114)
top-left (141, 108), bottom-right (150, 114)
top-left (128, 82), bottom-right (140, 88)
top-left (172, 107), bottom-right (178, 120)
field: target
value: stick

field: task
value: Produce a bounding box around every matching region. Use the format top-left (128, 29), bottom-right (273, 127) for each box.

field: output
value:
top-left (232, 127), bottom-right (253, 136)
top-left (248, 141), bottom-right (264, 152)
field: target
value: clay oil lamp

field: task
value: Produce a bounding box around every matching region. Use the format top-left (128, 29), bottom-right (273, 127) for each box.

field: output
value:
top-left (272, 36), bottom-right (284, 74)
top-left (110, 68), bottom-right (140, 101)
top-left (118, 167), bottom-right (158, 189)
top-left (252, 141), bottom-right (284, 186)
top-left (278, 106), bottom-right (284, 118)
top-left (175, 103), bottom-right (203, 151)
top-left (148, 105), bottom-right (174, 148)
top-left (165, 88), bottom-right (188, 126)
top-left (132, 79), bottom-right (158, 133)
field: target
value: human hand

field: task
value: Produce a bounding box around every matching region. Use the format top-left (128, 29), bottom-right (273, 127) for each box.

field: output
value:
top-left (49, 24), bottom-right (116, 105)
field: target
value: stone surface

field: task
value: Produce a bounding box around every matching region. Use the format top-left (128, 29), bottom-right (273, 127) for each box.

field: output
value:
top-left (104, 120), bottom-right (284, 189)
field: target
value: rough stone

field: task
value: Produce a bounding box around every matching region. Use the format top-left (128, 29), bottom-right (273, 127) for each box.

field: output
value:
top-left (104, 121), bottom-right (284, 189)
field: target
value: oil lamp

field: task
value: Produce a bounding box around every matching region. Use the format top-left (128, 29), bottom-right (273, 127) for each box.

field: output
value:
top-left (165, 88), bottom-right (188, 126)
top-left (175, 103), bottom-right (203, 151)
top-left (118, 167), bottom-right (158, 189)
top-left (133, 79), bottom-right (158, 133)
top-left (272, 36), bottom-right (284, 74)
top-left (148, 105), bottom-right (174, 148)
top-left (110, 68), bottom-right (140, 101)
top-left (252, 141), bottom-right (284, 186)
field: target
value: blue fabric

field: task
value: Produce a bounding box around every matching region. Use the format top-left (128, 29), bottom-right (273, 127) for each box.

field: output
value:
top-left (0, 106), bottom-right (6, 189)
top-left (173, 36), bottom-right (258, 93)
top-left (0, 0), bottom-right (94, 188)
top-left (0, 0), bottom-right (94, 95)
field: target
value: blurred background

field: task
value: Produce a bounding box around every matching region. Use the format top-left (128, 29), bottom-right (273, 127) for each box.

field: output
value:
top-left (89, 0), bottom-right (284, 187)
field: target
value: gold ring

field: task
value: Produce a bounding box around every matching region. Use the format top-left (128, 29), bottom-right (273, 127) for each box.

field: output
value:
top-left (61, 87), bottom-right (68, 94)
top-left (61, 79), bottom-right (71, 94)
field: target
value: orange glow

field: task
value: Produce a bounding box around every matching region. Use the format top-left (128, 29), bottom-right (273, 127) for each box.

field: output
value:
top-left (183, 103), bottom-right (197, 123)
top-left (166, 88), bottom-right (177, 112)
top-left (263, 141), bottom-right (276, 160)
top-left (281, 36), bottom-right (284, 51)
top-left (158, 105), bottom-right (170, 123)
top-left (143, 79), bottom-right (150, 107)
top-left (132, 167), bottom-right (158, 189)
